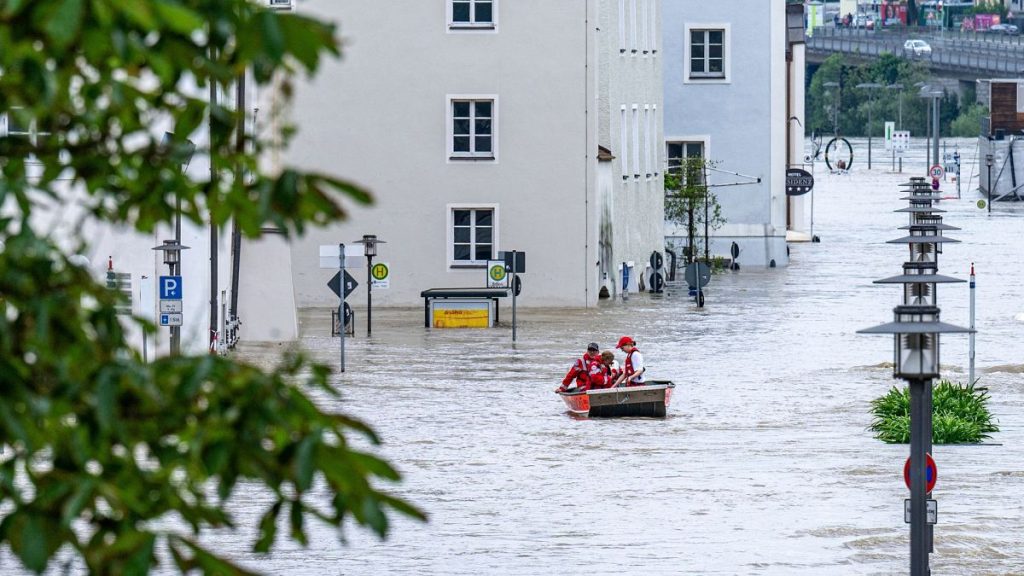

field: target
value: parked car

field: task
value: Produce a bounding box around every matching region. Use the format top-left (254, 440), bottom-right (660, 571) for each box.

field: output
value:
top-left (903, 39), bottom-right (933, 56)
top-left (989, 23), bottom-right (1020, 35)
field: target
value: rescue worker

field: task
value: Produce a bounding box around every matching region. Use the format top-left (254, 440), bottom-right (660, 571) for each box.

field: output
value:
top-left (613, 336), bottom-right (646, 387)
top-left (557, 342), bottom-right (601, 392)
top-left (590, 350), bottom-right (620, 389)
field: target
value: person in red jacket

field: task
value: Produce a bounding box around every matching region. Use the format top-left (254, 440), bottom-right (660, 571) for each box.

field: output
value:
top-left (613, 336), bottom-right (646, 387)
top-left (557, 342), bottom-right (601, 392)
top-left (589, 350), bottom-right (620, 389)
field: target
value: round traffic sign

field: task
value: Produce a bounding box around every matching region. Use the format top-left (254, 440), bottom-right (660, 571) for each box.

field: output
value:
top-left (371, 262), bottom-right (389, 281)
top-left (684, 262), bottom-right (711, 289)
top-left (651, 272), bottom-right (664, 293)
top-left (929, 164), bottom-right (945, 180)
top-left (513, 275), bottom-right (522, 296)
top-left (650, 251), bottom-right (664, 270)
top-left (904, 453), bottom-right (937, 493)
top-left (488, 262), bottom-right (507, 283)
top-left (977, 199), bottom-right (987, 210)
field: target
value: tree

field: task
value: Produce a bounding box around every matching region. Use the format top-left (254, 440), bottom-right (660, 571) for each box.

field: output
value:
top-left (664, 158), bottom-right (725, 265)
top-left (0, 2), bottom-right (423, 574)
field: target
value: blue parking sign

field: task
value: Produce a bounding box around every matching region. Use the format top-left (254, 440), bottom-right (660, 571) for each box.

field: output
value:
top-left (159, 276), bottom-right (182, 299)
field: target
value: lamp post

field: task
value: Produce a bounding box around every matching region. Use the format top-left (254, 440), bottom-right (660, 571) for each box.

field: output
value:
top-left (152, 240), bottom-right (190, 356)
top-left (985, 153), bottom-right (994, 214)
top-left (824, 81), bottom-right (840, 137)
top-left (355, 234), bottom-right (385, 337)
top-left (861, 176), bottom-right (972, 576)
top-left (917, 86), bottom-right (942, 169)
top-left (857, 82), bottom-right (882, 169)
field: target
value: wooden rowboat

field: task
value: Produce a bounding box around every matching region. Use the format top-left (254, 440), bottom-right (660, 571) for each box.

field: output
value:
top-left (557, 380), bottom-right (675, 418)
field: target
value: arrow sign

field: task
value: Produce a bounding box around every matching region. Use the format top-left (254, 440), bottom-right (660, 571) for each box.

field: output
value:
top-left (328, 271), bottom-right (359, 299)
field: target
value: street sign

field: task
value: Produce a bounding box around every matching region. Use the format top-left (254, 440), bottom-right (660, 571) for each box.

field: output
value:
top-left (500, 251), bottom-right (526, 274)
top-left (785, 168), bottom-right (815, 196)
top-left (318, 244), bottom-right (364, 269)
top-left (904, 499), bottom-right (937, 525)
top-left (929, 164), bottom-right (945, 180)
top-left (884, 121), bottom-right (896, 151)
top-left (370, 262), bottom-right (390, 289)
top-left (893, 130), bottom-right (910, 155)
top-left (486, 260), bottom-right (508, 288)
top-left (904, 453), bottom-right (937, 492)
top-left (684, 262), bottom-right (711, 289)
top-left (513, 275), bottom-right (522, 296)
top-left (159, 300), bottom-right (183, 313)
top-left (328, 270), bottom-right (359, 299)
top-left (159, 276), bottom-right (182, 300)
top-left (159, 313), bottom-right (183, 327)
top-left (650, 251), bottom-right (664, 270)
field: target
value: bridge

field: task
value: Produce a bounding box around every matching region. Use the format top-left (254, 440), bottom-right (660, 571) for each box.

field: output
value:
top-left (806, 27), bottom-right (1024, 80)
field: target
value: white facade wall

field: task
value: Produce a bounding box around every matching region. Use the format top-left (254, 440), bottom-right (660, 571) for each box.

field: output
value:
top-left (285, 0), bottom-right (663, 308)
top-left (662, 0), bottom-right (790, 268)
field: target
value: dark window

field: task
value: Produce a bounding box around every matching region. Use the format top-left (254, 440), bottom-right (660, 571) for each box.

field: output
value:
top-left (690, 29), bottom-right (725, 79)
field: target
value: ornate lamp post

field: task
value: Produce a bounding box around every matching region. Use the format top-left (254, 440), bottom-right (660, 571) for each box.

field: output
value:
top-left (860, 178), bottom-right (972, 576)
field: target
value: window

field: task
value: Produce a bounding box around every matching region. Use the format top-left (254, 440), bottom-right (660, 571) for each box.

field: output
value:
top-left (449, 98), bottom-right (496, 160)
top-left (630, 0), bottom-right (638, 54)
top-left (631, 105), bottom-right (640, 179)
top-left (620, 106), bottom-right (629, 180)
top-left (450, 207), bottom-right (497, 266)
top-left (450, 0), bottom-right (495, 29)
top-left (618, 0), bottom-right (626, 52)
top-left (690, 29), bottom-right (725, 79)
top-left (667, 141), bottom-right (706, 185)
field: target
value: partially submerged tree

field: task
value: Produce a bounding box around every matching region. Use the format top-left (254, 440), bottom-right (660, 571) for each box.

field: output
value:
top-left (0, 2), bottom-right (423, 574)
top-left (664, 157), bottom-right (725, 266)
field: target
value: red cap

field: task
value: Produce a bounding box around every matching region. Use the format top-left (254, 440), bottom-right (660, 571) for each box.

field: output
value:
top-left (615, 336), bottom-right (635, 349)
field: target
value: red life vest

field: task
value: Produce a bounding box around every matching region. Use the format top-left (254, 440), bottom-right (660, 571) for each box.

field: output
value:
top-left (562, 353), bottom-right (597, 389)
top-left (624, 349), bottom-right (643, 385)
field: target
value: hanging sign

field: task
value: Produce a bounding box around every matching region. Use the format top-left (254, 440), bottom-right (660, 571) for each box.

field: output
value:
top-left (370, 262), bottom-right (390, 289)
top-left (785, 168), bottom-right (815, 196)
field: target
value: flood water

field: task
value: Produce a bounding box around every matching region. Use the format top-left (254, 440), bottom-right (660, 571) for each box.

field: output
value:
top-left (6, 138), bottom-right (1023, 575)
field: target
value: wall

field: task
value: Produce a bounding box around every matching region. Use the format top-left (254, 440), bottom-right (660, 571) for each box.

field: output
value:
top-left (287, 1), bottom-right (597, 309)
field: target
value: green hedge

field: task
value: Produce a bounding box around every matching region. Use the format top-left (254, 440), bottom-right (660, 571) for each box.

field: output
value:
top-left (870, 380), bottom-right (999, 444)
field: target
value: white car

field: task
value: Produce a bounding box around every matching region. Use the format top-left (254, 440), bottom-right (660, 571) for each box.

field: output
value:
top-left (903, 39), bottom-right (932, 56)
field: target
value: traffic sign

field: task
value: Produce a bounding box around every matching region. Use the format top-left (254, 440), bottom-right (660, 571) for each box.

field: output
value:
top-left (486, 260), bottom-right (507, 288)
top-left (159, 300), bottom-right (182, 313)
top-left (159, 276), bottom-right (182, 300)
top-left (904, 453), bottom-right (937, 492)
top-left (328, 270), bottom-right (359, 299)
top-left (884, 121), bottom-right (896, 151)
top-left (370, 262), bottom-right (390, 289)
top-left (929, 164), bottom-right (945, 180)
top-left (159, 313), bottom-right (183, 327)
top-left (904, 499), bottom-right (937, 525)
top-left (513, 275), bottom-right (522, 297)
top-left (650, 251), bottom-right (664, 270)
top-left (684, 262), bottom-right (711, 289)
top-left (318, 244), bottom-right (364, 269)
top-left (500, 251), bottom-right (526, 274)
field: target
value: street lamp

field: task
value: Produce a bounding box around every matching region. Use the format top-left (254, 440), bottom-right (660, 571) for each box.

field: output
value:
top-left (917, 86), bottom-right (942, 169)
top-left (857, 82), bottom-right (882, 169)
top-left (985, 153), bottom-right (994, 214)
top-left (888, 83), bottom-right (905, 172)
top-left (354, 234), bottom-right (385, 337)
top-left (823, 81), bottom-right (840, 137)
top-left (152, 240), bottom-right (190, 356)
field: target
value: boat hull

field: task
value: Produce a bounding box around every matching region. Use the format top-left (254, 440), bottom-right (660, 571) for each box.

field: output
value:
top-left (558, 380), bottom-right (675, 418)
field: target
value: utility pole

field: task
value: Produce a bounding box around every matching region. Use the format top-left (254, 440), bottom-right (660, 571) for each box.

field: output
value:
top-left (857, 83), bottom-right (882, 169)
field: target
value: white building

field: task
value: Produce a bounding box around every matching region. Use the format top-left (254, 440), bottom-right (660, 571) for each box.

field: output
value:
top-left (662, 0), bottom-right (807, 268)
top-left (285, 0), bottom-right (665, 308)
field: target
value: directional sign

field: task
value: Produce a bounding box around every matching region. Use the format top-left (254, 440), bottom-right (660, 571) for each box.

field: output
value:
top-left (786, 168), bottom-right (815, 196)
top-left (318, 244), bottom-right (364, 269)
top-left (929, 164), bottom-right (945, 180)
top-left (159, 276), bottom-right (182, 300)
top-left (486, 260), bottom-right (508, 288)
top-left (159, 313), bottom-right (183, 327)
top-left (904, 453), bottom-right (937, 492)
top-left (370, 262), bottom-right (390, 289)
top-left (328, 270), bottom-right (359, 299)
top-left (904, 499), bottom-right (937, 525)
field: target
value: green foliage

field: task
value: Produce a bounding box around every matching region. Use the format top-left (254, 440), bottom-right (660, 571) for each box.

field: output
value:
top-left (951, 104), bottom-right (989, 137)
top-left (664, 158), bottom-right (725, 265)
top-left (869, 380), bottom-right (1000, 444)
top-left (966, 1), bottom-right (1008, 18)
top-left (0, 1), bottom-right (422, 574)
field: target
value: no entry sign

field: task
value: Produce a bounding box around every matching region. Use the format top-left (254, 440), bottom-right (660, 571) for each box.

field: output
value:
top-left (904, 453), bottom-right (937, 492)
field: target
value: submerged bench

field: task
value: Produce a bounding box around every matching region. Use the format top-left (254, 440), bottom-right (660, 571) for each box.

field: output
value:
top-left (420, 288), bottom-right (510, 328)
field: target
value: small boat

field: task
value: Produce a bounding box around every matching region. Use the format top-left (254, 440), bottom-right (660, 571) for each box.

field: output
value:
top-left (557, 380), bottom-right (676, 418)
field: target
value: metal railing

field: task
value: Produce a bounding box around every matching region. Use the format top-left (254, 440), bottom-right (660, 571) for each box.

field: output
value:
top-left (808, 26), bottom-right (1024, 77)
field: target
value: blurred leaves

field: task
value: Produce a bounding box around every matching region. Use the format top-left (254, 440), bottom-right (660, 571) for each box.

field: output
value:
top-left (0, 1), bottom-right (419, 575)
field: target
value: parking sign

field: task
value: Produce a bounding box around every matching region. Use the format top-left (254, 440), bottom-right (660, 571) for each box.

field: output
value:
top-left (159, 276), bottom-right (182, 299)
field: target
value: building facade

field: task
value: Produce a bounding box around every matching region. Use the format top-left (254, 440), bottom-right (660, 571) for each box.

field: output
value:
top-left (662, 0), bottom-right (805, 268)
top-left (285, 0), bottom-right (664, 308)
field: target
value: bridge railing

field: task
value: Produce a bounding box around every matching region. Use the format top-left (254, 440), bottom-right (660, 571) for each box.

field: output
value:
top-left (808, 27), bottom-right (1024, 77)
